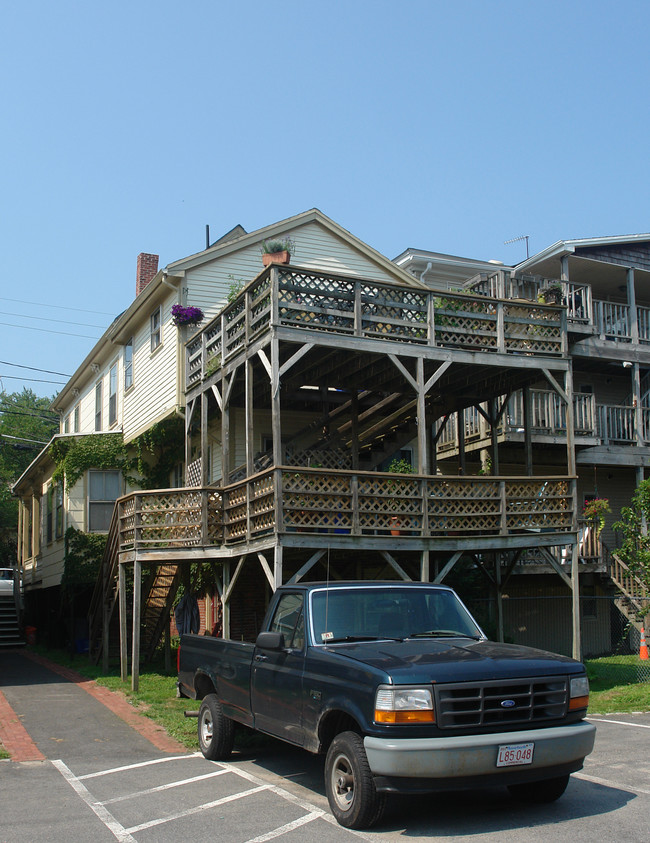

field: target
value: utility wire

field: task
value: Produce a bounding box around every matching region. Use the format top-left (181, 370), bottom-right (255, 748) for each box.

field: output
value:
top-left (0, 361), bottom-right (72, 377)
top-left (0, 375), bottom-right (67, 384)
top-left (0, 310), bottom-right (108, 329)
top-left (0, 409), bottom-right (59, 422)
top-left (0, 321), bottom-right (101, 340)
top-left (0, 296), bottom-right (116, 316)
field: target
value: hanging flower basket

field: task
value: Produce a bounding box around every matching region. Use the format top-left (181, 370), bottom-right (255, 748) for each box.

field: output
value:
top-left (171, 304), bottom-right (204, 327)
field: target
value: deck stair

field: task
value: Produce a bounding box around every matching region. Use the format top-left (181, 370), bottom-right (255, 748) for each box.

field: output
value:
top-left (602, 542), bottom-right (649, 630)
top-left (0, 594), bottom-right (22, 648)
top-left (88, 508), bottom-right (182, 666)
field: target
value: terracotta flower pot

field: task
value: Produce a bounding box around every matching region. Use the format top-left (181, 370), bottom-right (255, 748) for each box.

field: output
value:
top-left (262, 250), bottom-right (291, 267)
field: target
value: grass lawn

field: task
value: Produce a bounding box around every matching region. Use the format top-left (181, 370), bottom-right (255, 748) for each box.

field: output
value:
top-left (2, 647), bottom-right (647, 760)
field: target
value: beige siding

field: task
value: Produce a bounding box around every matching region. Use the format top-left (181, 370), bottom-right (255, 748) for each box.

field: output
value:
top-left (122, 291), bottom-right (179, 441)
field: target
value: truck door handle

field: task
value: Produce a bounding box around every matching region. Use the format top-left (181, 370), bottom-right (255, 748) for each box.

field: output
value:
top-left (254, 654), bottom-right (267, 662)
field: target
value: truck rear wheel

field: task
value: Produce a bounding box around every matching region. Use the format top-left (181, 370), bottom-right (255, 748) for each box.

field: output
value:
top-left (325, 731), bottom-right (386, 829)
top-left (198, 694), bottom-right (234, 760)
top-left (508, 774), bottom-right (570, 803)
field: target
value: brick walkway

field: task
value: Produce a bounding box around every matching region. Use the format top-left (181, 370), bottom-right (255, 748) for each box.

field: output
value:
top-left (1, 649), bottom-right (187, 761)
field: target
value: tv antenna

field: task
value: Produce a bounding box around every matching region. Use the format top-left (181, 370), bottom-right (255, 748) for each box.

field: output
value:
top-left (504, 234), bottom-right (530, 259)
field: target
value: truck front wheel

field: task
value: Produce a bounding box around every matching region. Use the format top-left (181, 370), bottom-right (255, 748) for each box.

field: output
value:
top-left (325, 731), bottom-right (386, 829)
top-left (198, 694), bottom-right (234, 760)
top-left (508, 774), bottom-right (570, 803)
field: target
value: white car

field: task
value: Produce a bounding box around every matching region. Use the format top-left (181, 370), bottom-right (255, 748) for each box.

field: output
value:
top-left (0, 568), bottom-right (15, 594)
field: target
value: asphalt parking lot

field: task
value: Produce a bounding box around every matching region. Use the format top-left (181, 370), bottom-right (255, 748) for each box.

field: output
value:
top-left (1, 650), bottom-right (649, 842)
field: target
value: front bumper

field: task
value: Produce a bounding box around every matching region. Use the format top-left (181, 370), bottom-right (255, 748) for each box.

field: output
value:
top-left (364, 721), bottom-right (596, 782)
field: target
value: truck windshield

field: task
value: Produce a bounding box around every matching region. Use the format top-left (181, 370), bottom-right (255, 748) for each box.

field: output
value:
top-left (310, 586), bottom-right (483, 644)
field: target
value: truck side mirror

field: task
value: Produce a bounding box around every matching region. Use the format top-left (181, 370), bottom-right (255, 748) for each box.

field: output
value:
top-left (256, 631), bottom-right (285, 651)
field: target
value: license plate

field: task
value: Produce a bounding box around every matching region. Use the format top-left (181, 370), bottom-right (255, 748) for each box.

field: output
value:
top-left (496, 742), bottom-right (534, 767)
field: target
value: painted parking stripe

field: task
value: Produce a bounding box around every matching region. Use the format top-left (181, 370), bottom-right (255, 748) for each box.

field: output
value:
top-left (101, 768), bottom-right (230, 805)
top-left (574, 771), bottom-right (650, 797)
top-left (78, 752), bottom-right (193, 780)
top-left (243, 812), bottom-right (323, 842)
top-left (588, 717), bottom-right (650, 729)
top-left (124, 785), bottom-right (269, 834)
top-left (52, 759), bottom-right (136, 843)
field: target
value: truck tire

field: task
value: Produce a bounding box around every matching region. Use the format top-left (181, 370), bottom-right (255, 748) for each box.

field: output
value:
top-left (325, 731), bottom-right (386, 829)
top-left (508, 774), bottom-right (570, 803)
top-left (198, 694), bottom-right (235, 760)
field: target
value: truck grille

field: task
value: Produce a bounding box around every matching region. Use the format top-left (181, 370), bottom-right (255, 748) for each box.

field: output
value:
top-left (434, 676), bottom-right (568, 729)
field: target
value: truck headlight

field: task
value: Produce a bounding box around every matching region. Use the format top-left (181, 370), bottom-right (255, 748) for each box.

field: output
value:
top-left (375, 686), bottom-right (435, 723)
top-left (569, 675), bottom-right (589, 711)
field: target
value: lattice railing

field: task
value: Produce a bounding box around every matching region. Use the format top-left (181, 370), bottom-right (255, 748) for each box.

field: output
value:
top-left (114, 470), bottom-right (573, 552)
top-left (185, 267), bottom-right (565, 389)
top-left (118, 488), bottom-right (222, 549)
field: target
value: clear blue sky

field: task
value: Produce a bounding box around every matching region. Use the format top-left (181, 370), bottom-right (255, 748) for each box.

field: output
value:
top-left (2, 0), bottom-right (649, 398)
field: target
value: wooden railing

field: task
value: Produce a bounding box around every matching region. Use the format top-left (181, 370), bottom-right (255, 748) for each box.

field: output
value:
top-left (185, 267), bottom-right (565, 389)
top-left (605, 545), bottom-right (649, 616)
top-left (114, 470), bottom-right (573, 553)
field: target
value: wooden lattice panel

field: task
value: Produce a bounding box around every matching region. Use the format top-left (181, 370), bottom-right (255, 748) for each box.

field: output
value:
top-left (138, 491), bottom-right (203, 546)
top-left (249, 277), bottom-right (272, 338)
top-left (119, 497), bottom-right (136, 548)
top-left (282, 470), bottom-right (353, 532)
top-left (505, 479), bottom-right (571, 530)
top-left (504, 304), bottom-right (562, 355)
top-left (361, 287), bottom-right (429, 344)
top-left (186, 458), bottom-right (202, 488)
top-left (206, 489), bottom-right (223, 543)
top-left (285, 449), bottom-right (352, 470)
top-left (434, 297), bottom-right (498, 351)
top-left (358, 474), bottom-right (422, 533)
top-left (278, 270), bottom-right (356, 334)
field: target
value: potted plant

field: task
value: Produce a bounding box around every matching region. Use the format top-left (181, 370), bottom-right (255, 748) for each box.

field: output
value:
top-left (583, 497), bottom-right (611, 539)
top-left (387, 457), bottom-right (414, 535)
top-left (171, 304), bottom-right (204, 327)
top-left (261, 237), bottom-right (295, 267)
top-left (538, 283), bottom-right (563, 306)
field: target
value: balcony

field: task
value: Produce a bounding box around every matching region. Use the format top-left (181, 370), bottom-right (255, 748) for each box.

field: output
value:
top-left (437, 391), bottom-right (650, 451)
top-left (116, 469), bottom-right (573, 554)
top-left (185, 267), bottom-right (565, 391)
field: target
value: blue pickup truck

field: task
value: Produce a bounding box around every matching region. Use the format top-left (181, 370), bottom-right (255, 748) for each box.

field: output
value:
top-left (178, 581), bottom-right (595, 829)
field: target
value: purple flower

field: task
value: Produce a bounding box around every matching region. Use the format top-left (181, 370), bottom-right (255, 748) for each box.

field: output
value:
top-left (171, 304), bottom-right (204, 326)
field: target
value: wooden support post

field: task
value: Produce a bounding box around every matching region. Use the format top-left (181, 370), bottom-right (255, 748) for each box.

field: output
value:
top-left (271, 337), bottom-right (282, 466)
top-left (571, 542), bottom-right (581, 660)
top-left (490, 398), bottom-right (500, 476)
top-left (274, 544), bottom-right (283, 590)
top-left (119, 562), bottom-right (128, 682)
top-left (245, 356), bottom-right (254, 477)
top-left (201, 391), bottom-right (209, 485)
top-left (634, 362), bottom-right (644, 446)
top-left (457, 411), bottom-right (466, 475)
top-left (417, 358), bottom-right (428, 474)
top-left (222, 560), bottom-right (230, 639)
top-left (523, 385), bottom-right (533, 476)
top-left (132, 558), bottom-right (141, 692)
top-left (628, 267), bottom-right (639, 345)
top-left (420, 550), bottom-right (430, 583)
top-left (495, 553), bottom-right (504, 643)
top-left (222, 373), bottom-right (230, 485)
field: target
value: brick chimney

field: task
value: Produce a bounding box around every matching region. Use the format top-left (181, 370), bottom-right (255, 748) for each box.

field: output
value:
top-left (136, 253), bottom-right (159, 296)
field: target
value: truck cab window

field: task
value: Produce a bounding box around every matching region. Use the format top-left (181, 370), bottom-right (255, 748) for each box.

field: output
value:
top-left (269, 592), bottom-right (304, 649)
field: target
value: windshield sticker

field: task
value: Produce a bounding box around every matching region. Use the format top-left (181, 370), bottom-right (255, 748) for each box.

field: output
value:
top-left (321, 631), bottom-right (334, 641)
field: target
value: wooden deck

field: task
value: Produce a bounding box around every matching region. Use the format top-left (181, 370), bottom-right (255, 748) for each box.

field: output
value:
top-left (185, 266), bottom-right (565, 391)
top-left (116, 468), bottom-right (574, 554)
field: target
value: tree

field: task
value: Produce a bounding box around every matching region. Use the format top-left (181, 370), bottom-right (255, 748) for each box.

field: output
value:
top-left (0, 389), bottom-right (58, 565)
top-left (613, 479), bottom-right (650, 590)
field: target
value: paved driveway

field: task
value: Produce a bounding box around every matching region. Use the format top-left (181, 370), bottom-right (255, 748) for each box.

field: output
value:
top-left (1, 650), bottom-right (649, 842)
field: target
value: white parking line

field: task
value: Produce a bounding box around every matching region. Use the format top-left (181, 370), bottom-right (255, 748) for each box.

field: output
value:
top-left (77, 753), bottom-right (192, 780)
top-left (574, 772), bottom-right (650, 797)
top-left (243, 812), bottom-right (323, 842)
top-left (588, 717), bottom-right (650, 729)
top-left (52, 760), bottom-right (136, 843)
top-left (101, 769), bottom-right (230, 805)
top-left (124, 785), bottom-right (269, 834)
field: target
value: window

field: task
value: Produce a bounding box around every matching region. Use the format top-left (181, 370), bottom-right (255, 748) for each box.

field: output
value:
top-left (74, 403), bottom-right (80, 433)
top-left (109, 362), bottom-right (118, 426)
top-left (151, 308), bottom-right (161, 351)
top-left (95, 381), bottom-right (102, 431)
top-left (55, 482), bottom-right (64, 539)
top-left (45, 486), bottom-right (53, 543)
top-left (64, 415), bottom-right (70, 434)
top-left (88, 470), bottom-right (121, 532)
top-left (269, 593), bottom-right (305, 650)
top-left (124, 338), bottom-right (133, 390)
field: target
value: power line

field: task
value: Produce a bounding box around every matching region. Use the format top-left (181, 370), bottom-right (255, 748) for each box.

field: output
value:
top-left (0, 361), bottom-right (72, 377)
top-left (0, 310), bottom-right (108, 330)
top-left (0, 375), bottom-right (67, 384)
top-left (0, 409), bottom-right (59, 422)
top-left (0, 296), bottom-right (116, 316)
top-left (0, 322), bottom-right (101, 340)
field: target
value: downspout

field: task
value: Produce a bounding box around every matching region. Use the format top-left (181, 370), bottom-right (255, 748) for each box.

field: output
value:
top-left (419, 261), bottom-right (432, 286)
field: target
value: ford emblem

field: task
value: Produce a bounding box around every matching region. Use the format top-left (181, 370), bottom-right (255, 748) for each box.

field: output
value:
top-left (501, 699), bottom-right (516, 708)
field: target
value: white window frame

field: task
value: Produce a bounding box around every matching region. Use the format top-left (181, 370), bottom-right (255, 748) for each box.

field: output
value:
top-left (124, 337), bottom-right (134, 391)
top-left (150, 308), bottom-right (162, 352)
top-left (109, 362), bottom-right (118, 427)
top-left (95, 381), bottom-right (102, 431)
top-left (87, 470), bottom-right (121, 533)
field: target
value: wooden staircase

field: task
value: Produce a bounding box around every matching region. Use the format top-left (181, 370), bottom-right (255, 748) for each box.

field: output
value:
top-left (0, 593), bottom-right (22, 648)
top-left (88, 505), bottom-right (182, 667)
top-left (601, 542), bottom-right (649, 631)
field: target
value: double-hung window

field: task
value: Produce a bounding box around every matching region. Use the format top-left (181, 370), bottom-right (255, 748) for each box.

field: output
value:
top-left (151, 308), bottom-right (161, 352)
top-left (95, 381), bottom-right (102, 431)
top-left (109, 363), bottom-right (118, 426)
top-left (124, 338), bottom-right (133, 390)
top-left (88, 470), bottom-right (121, 532)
